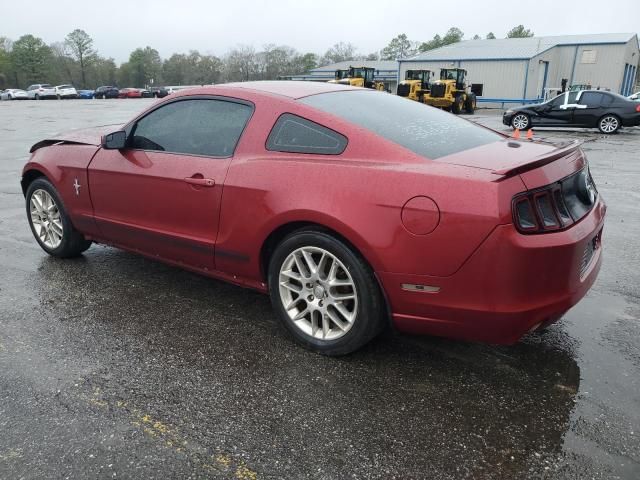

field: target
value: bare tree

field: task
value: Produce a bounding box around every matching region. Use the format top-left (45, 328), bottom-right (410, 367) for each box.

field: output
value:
top-left (321, 42), bottom-right (357, 66)
top-left (65, 29), bottom-right (96, 88)
top-left (225, 45), bottom-right (257, 82)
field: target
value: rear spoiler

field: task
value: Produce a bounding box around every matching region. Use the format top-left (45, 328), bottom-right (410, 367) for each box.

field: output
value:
top-left (493, 140), bottom-right (583, 177)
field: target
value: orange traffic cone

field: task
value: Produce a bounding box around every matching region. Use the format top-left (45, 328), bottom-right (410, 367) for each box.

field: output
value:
top-left (526, 129), bottom-right (533, 140)
top-left (513, 128), bottom-right (520, 139)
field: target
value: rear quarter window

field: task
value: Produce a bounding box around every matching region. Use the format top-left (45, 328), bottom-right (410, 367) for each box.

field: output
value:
top-left (300, 90), bottom-right (502, 159)
top-left (266, 114), bottom-right (347, 155)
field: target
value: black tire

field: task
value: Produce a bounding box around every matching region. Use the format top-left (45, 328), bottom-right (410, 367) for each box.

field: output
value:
top-left (25, 178), bottom-right (92, 258)
top-left (451, 94), bottom-right (464, 114)
top-left (510, 113), bottom-right (531, 130)
top-left (268, 228), bottom-right (386, 355)
top-left (464, 93), bottom-right (476, 114)
top-left (597, 114), bottom-right (620, 134)
top-left (35, 94), bottom-right (40, 100)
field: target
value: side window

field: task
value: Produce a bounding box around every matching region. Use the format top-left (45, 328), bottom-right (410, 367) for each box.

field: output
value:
top-left (130, 99), bottom-right (252, 157)
top-left (266, 113), bottom-right (347, 155)
top-left (579, 92), bottom-right (604, 106)
top-left (567, 91), bottom-right (579, 104)
top-left (600, 93), bottom-right (614, 106)
top-left (548, 93), bottom-right (566, 107)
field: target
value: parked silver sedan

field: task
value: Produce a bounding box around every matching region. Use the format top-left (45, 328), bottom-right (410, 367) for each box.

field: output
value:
top-left (0, 89), bottom-right (28, 100)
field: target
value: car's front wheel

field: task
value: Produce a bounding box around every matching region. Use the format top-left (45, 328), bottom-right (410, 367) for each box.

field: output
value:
top-left (268, 229), bottom-right (386, 355)
top-left (598, 114), bottom-right (620, 134)
top-left (511, 113), bottom-right (530, 130)
top-left (26, 178), bottom-right (92, 258)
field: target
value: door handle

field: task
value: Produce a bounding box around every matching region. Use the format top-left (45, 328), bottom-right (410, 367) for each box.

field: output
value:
top-left (184, 177), bottom-right (215, 187)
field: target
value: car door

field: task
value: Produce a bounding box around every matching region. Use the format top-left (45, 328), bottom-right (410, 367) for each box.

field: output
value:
top-left (532, 92), bottom-right (575, 126)
top-left (573, 91), bottom-right (607, 127)
top-left (88, 96), bottom-right (253, 270)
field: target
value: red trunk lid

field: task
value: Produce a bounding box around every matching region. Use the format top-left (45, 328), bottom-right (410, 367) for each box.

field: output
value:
top-left (438, 139), bottom-right (585, 189)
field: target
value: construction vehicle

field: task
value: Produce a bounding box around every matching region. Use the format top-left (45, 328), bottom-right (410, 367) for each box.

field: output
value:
top-left (329, 66), bottom-right (386, 91)
top-left (396, 69), bottom-right (432, 102)
top-left (422, 68), bottom-right (476, 114)
top-left (332, 69), bottom-right (348, 81)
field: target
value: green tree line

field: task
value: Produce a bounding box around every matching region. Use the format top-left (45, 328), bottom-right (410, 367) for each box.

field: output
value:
top-left (0, 26), bottom-right (534, 89)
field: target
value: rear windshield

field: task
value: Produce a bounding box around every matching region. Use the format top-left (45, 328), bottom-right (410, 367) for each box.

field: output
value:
top-left (300, 90), bottom-right (502, 159)
top-left (41, 84), bottom-right (52, 88)
top-left (58, 85), bottom-right (73, 89)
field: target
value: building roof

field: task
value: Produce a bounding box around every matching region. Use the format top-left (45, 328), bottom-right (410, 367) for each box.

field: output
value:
top-left (403, 33), bottom-right (638, 62)
top-left (310, 60), bottom-right (398, 72)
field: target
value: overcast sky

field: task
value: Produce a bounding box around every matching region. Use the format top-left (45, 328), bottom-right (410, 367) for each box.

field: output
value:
top-left (4, 0), bottom-right (638, 63)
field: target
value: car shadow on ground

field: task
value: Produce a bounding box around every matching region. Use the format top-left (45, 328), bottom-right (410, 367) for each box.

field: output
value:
top-left (28, 245), bottom-right (583, 477)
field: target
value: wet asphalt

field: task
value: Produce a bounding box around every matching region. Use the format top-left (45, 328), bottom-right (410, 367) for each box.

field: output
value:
top-left (0, 99), bottom-right (638, 479)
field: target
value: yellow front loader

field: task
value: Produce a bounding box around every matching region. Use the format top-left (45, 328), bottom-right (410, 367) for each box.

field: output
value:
top-left (422, 68), bottom-right (476, 114)
top-left (396, 69), bottom-right (432, 102)
top-left (329, 66), bottom-right (387, 91)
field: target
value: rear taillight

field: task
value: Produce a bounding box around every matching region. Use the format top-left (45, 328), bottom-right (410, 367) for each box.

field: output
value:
top-left (635, 104), bottom-right (640, 112)
top-left (513, 168), bottom-right (597, 234)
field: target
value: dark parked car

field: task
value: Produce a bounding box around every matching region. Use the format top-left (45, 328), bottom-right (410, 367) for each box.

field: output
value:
top-left (503, 90), bottom-right (640, 134)
top-left (139, 88), bottom-right (153, 98)
top-left (150, 86), bottom-right (169, 98)
top-left (95, 86), bottom-right (119, 99)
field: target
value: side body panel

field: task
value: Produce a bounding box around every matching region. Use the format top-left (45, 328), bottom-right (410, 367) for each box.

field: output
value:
top-left (88, 148), bottom-right (231, 271)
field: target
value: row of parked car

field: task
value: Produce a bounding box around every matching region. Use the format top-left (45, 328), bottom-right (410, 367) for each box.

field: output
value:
top-left (0, 84), bottom-right (197, 101)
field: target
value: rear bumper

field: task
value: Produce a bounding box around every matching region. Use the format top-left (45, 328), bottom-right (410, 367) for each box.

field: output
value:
top-left (621, 115), bottom-right (640, 127)
top-left (380, 197), bottom-right (606, 344)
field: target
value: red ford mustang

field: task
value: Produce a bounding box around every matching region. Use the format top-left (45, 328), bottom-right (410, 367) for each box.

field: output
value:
top-left (21, 81), bottom-right (605, 355)
top-left (117, 88), bottom-right (143, 99)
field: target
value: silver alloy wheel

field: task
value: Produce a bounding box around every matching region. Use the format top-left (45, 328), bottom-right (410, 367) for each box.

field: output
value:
top-left (30, 189), bottom-right (63, 249)
top-left (599, 116), bottom-right (619, 133)
top-left (278, 246), bottom-right (358, 341)
top-left (512, 114), bottom-right (529, 130)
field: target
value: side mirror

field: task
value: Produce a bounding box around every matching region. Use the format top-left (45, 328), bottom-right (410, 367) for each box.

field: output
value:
top-left (102, 130), bottom-right (127, 149)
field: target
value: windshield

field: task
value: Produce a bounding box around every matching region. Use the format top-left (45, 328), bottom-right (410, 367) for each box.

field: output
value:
top-left (301, 91), bottom-right (502, 159)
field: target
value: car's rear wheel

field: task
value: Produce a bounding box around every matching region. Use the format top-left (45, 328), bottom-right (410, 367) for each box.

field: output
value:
top-left (598, 114), bottom-right (620, 134)
top-left (511, 113), bottom-right (530, 130)
top-left (26, 178), bottom-right (92, 258)
top-left (35, 94), bottom-right (40, 100)
top-left (268, 229), bottom-right (385, 355)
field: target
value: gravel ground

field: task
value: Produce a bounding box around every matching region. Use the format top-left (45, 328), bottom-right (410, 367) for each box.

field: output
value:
top-left (0, 99), bottom-right (638, 479)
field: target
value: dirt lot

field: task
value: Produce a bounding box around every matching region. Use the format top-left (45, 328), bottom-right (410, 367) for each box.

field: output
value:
top-left (0, 99), bottom-right (639, 479)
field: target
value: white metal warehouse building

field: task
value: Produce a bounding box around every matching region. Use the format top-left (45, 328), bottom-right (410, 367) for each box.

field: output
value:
top-left (398, 33), bottom-right (639, 107)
